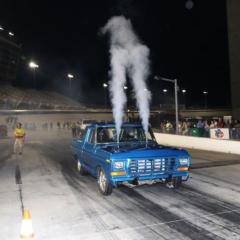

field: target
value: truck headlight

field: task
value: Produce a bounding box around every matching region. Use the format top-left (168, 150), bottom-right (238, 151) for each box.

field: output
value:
top-left (114, 161), bottom-right (124, 169)
top-left (179, 158), bottom-right (189, 165)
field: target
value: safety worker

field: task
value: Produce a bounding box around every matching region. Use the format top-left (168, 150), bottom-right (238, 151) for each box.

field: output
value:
top-left (14, 122), bottom-right (25, 155)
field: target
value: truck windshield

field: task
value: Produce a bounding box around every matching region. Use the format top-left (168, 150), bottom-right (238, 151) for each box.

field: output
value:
top-left (96, 126), bottom-right (155, 143)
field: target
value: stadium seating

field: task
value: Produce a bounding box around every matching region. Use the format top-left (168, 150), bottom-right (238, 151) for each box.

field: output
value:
top-left (0, 84), bottom-right (85, 110)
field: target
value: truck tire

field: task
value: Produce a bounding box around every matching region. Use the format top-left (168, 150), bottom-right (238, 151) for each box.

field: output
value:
top-left (172, 176), bottom-right (182, 188)
top-left (77, 159), bottom-right (86, 175)
top-left (97, 168), bottom-right (113, 196)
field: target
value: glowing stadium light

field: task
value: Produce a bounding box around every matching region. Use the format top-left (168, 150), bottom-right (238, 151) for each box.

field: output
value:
top-left (0, 26), bottom-right (4, 31)
top-left (67, 74), bottom-right (74, 92)
top-left (182, 89), bottom-right (186, 93)
top-left (123, 86), bottom-right (128, 90)
top-left (163, 89), bottom-right (168, 93)
top-left (8, 31), bottom-right (14, 36)
top-left (29, 61), bottom-right (39, 69)
top-left (203, 91), bottom-right (208, 108)
top-left (103, 83), bottom-right (108, 88)
top-left (67, 73), bottom-right (74, 79)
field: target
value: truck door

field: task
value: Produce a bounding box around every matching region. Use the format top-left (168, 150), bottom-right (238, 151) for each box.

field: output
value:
top-left (74, 128), bottom-right (86, 161)
top-left (82, 127), bottom-right (96, 174)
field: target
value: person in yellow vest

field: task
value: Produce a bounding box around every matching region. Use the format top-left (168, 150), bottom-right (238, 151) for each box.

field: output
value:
top-left (14, 122), bottom-right (26, 155)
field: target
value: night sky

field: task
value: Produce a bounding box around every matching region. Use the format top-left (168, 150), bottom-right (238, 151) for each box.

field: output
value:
top-left (0, 0), bottom-right (230, 108)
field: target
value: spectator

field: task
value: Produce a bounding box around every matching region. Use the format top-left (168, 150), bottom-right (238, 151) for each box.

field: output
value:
top-left (232, 120), bottom-right (240, 139)
top-left (209, 120), bottom-right (215, 129)
top-left (196, 119), bottom-right (204, 129)
top-left (160, 122), bottom-right (165, 133)
top-left (165, 121), bottom-right (173, 133)
top-left (204, 120), bottom-right (210, 137)
top-left (71, 122), bottom-right (77, 138)
top-left (225, 120), bottom-right (231, 128)
top-left (182, 121), bottom-right (189, 135)
top-left (76, 121), bottom-right (81, 137)
top-left (178, 121), bottom-right (183, 135)
top-left (217, 118), bottom-right (225, 128)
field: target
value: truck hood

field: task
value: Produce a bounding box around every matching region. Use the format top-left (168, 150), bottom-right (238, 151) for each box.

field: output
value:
top-left (99, 142), bottom-right (189, 159)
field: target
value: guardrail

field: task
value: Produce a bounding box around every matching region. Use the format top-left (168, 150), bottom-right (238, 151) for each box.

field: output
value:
top-left (154, 132), bottom-right (240, 155)
top-left (154, 127), bottom-right (240, 141)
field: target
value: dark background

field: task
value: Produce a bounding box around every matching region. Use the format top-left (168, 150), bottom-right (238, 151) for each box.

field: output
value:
top-left (0, 0), bottom-right (230, 108)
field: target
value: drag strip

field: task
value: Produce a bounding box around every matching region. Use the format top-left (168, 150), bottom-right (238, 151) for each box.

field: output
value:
top-left (2, 136), bottom-right (240, 240)
top-left (0, 141), bottom-right (12, 169)
top-left (37, 140), bottom-right (240, 239)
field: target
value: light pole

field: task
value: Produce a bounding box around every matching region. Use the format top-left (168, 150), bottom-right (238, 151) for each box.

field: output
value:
top-left (155, 76), bottom-right (179, 134)
top-left (103, 83), bottom-right (108, 109)
top-left (29, 61), bottom-right (39, 88)
top-left (182, 89), bottom-right (187, 109)
top-left (203, 91), bottom-right (208, 109)
top-left (67, 73), bottom-right (74, 93)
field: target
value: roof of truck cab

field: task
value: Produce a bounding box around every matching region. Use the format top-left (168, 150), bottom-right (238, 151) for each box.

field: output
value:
top-left (90, 123), bottom-right (143, 128)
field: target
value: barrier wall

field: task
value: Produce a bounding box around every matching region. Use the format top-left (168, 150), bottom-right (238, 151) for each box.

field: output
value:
top-left (154, 132), bottom-right (240, 155)
top-left (0, 112), bottom-right (113, 126)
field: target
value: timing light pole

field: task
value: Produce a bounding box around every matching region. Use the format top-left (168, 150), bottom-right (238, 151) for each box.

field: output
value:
top-left (154, 76), bottom-right (179, 134)
top-left (67, 73), bottom-right (74, 93)
top-left (29, 61), bottom-right (39, 89)
top-left (103, 83), bottom-right (108, 109)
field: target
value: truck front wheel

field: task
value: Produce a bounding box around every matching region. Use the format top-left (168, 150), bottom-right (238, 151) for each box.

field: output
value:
top-left (172, 176), bottom-right (182, 188)
top-left (97, 168), bottom-right (113, 196)
top-left (165, 176), bottom-right (182, 189)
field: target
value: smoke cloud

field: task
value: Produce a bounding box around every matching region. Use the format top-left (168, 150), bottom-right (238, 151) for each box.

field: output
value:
top-left (102, 16), bottom-right (151, 139)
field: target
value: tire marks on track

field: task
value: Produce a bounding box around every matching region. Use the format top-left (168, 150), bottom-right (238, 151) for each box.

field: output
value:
top-left (140, 184), bottom-right (240, 239)
top-left (118, 187), bottom-right (225, 240)
top-left (61, 163), bottom-right (122, 240)
top-left (0, 142), bottom-right (12, 169)
top-left (37, 140), bottom-right (240, 240)
top-left (61, 159), bottom-right (225, 240)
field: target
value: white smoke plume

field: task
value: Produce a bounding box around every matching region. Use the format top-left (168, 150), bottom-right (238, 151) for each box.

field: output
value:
top-left (102, 16), bottom-right (151, 139)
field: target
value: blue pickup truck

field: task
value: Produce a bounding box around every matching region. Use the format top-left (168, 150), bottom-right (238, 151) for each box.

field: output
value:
top-left (71, 123), bottom-right (191, 195)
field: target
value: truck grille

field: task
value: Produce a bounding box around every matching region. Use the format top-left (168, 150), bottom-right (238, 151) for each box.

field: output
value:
top-left (129, 158), bottom-right (175, 175)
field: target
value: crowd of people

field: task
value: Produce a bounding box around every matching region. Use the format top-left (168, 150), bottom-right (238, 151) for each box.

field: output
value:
top-left (159, 118), bottom-right (240, 139)
top-left (3, 116), bottom-right (240, 142)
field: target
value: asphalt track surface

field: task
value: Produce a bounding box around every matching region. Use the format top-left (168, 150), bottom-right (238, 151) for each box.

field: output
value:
top-left (1, 130), bottom-right (240, 240)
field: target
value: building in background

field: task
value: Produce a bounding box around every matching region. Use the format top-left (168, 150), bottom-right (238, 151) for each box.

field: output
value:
top-left (227, 0), bottom-right (240, 119)
top-left (0, 30), bottom-right (21, 84)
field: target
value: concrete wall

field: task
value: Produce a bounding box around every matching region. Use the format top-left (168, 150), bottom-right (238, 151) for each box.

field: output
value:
top-left (154, 132), bottom-right (240, 155)
top-left (227, 0), bottom-right (240, 119)
top-left (0, 112), bottom-right (113, 127)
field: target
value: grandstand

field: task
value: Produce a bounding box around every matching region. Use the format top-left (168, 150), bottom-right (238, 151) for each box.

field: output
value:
top-left (0, 84), bottom-right (85, 110)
